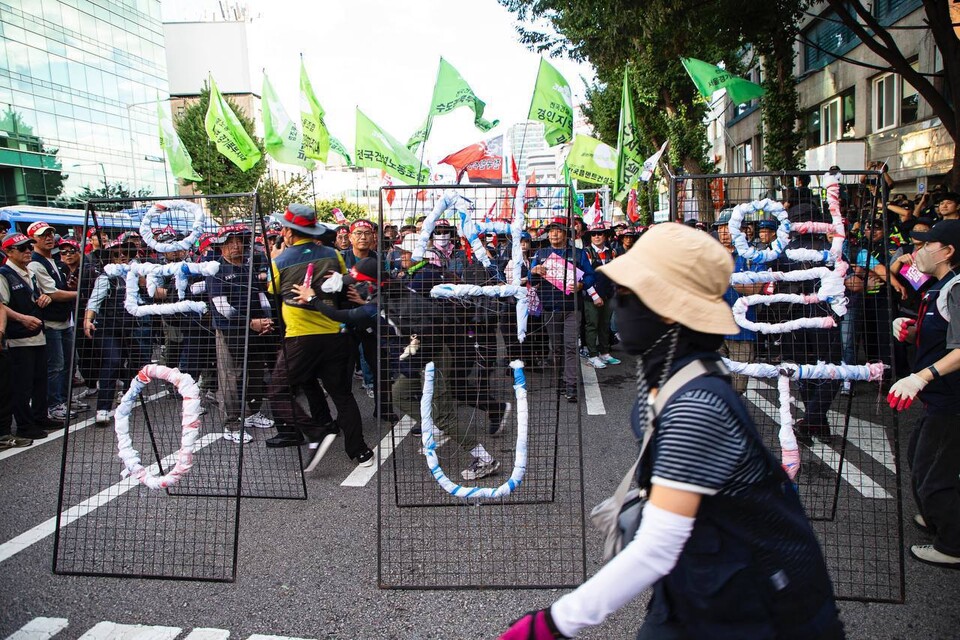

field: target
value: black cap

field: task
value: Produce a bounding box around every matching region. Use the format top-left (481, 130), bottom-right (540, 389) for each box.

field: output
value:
top-left (938, 191), bottom-right (960, 205)
top-left (911, 219), bottom-right (960, 252)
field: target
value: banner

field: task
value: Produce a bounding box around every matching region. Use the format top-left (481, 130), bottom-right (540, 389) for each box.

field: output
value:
top-left (615, 68), bottom-right (643, 199)
top-left (565, 134), bottom-right (616, 185)
top-left (528, 58), bottom-right (573, 146)
top-left (300, 58), bottom-right (330, 163)
top-left (158, 101), bottom-right (201, 182)
top-left (464, 134), bottom-right (503, 184)
top-left (262, 72), bottom-right (316, 170)
top-left (681, 57), bottom-right (765, 105)
top-left (406, 57), bottom-right (499, 150)
top-left (329, 135), bottom-right (353, 166)
top-left (355, 109), bottom-right (429, 185)
top-left (639, 140), bottom-right (669, 182)
top-left (204, 75), bottom-right (261, 171)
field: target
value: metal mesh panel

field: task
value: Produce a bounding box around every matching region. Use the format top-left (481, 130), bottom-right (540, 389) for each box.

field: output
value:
top-left (378, 184), bottom-right (587, 589)
top-left (53, 193), bottom-right (304, 581)
top-left (670, 171), bottom-right (905, 603)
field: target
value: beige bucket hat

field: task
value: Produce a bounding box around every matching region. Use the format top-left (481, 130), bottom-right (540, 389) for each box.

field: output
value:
top-left (598, 222), bottom-right (739, 335)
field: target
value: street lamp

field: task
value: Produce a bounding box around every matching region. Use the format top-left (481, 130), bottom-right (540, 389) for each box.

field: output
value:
top-left (71, 162), bottom-right (108, 192)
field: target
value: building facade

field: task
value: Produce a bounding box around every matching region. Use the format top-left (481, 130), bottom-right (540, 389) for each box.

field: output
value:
top-left (713, 0), bottom-right (951, 194)
top-left (0, 0), bottom-right (170, 207)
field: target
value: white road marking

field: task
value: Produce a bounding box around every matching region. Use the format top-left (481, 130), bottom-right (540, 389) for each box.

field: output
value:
top-left (341, 416), bottom-right (415, 487)
top-left (580, 361), bottom-right (606, 415)
top-left (247, 636), bottom-right (316, 640)
top-left (5, 617), bottom-right (69, 640)
top-left (744, 387), bottom-right (892, 499)
top-left (0, 391), bottom-right (169, 463)
top-left (0, 433), bottom-right (222, 565)
top-left (77, 623), bottom-right (180, 640)
top-left (182, 630), bottom-right (230, 640)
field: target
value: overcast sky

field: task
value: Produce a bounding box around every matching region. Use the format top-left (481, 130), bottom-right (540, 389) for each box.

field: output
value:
top-left (161, 0), bottom-right (596, 163)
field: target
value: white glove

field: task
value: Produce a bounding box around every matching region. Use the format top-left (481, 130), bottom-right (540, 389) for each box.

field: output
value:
top-left (321, 271), bottom-right (343, 293)
top-left (892, 317), bottom-right (916, 343)
top-left (782, 448), bottom-right (800, 481)
top-left (887, 373), bottom-right (928, 411)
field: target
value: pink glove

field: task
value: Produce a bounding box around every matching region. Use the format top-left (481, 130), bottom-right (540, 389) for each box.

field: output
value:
top-left (781, 448), bottom-right (800, 481)
top-left (887, 373), bottom-right (928, 411)
top-left (499, 609), bottom-right (565, 640)
top-left (892, 317), bottom-right (916, 343)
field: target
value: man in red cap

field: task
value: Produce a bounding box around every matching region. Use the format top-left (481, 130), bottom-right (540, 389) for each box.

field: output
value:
top-left (0, 233), bottom-right (60, 439)
top-left (27, 221), bottom-right (81, 422)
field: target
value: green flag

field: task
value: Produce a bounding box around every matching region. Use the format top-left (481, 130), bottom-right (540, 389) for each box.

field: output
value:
top-left (528, 58), bottom-right (573, 146)
top-left (562, 163), bottom-right (584, 219)
top-left (329, 135), bottom-right (353, 166)
top-left (262, 72), bottom-right (316, 170)
top-left (681, 57), bottom-right (765, 105)
top-left (300, 59), bottom-right (330, 163)
top-left (565, 134), bottom-right (616, 185)
top-left (406, 57), bottom-right (499, 150)
top-left (615, 68), bottom-right (644, 199)
top-left (204, 75), bottom-right (261, 171)
top-left (158, 100), bottom-right (201, 182)
top-left (356, 109), bottom-right (429, 185)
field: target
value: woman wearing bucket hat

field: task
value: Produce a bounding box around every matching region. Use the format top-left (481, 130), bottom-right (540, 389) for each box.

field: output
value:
top-left (500, 223), bottom-right (843, 640)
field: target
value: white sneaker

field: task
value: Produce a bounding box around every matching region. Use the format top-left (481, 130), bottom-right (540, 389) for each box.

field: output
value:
top-left (243, 412), bottom-right (275, 429)
top-left (600, 354), bottom-right (621, 365)
top-left (910, 544), bottom-right (960, 569)
top-left (48, 404), bottom-right (68, 420)
top-left (461, 457), bottom-right (500, 480)
top-left (587, 356), bottom-right (607, 369)
top-left (304, 433), bottom-right (338, 472)
top-left (223, 429), bottom-right (252, 444)
top-left (95, 410), bottom-right (112, 426)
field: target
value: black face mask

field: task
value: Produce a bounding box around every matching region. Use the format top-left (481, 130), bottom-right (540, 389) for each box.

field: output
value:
top-left (613, 292), bottom-right (671, 356)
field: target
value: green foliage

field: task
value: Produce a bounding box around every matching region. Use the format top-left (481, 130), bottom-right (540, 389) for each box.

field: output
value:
top-left (314, 197), bottom-right (369, 223)
top-left (59, 183), bottom-right (154, 211)
top-left (174, 86), bottom-right (267, 215)
top-left (257, 174), bottom-right (314, 216)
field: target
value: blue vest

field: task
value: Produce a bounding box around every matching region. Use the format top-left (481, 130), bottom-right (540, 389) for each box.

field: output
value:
top-left (915, 270), bottom-right (960, 416)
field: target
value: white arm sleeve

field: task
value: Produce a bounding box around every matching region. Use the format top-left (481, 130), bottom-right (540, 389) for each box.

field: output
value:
top-left (550, 503), bottom-right (695, 638)
top-left (211, 295), bottom-right (237, 318)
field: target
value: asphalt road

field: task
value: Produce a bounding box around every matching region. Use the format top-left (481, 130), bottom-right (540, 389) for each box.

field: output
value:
top-left (2, 352), bottom-right (958, 640)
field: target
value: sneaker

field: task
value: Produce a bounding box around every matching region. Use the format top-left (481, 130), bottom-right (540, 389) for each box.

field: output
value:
top-left (586, 356), bottom-right (607, 369)
top-left (17, 428), bottom-right (48, 440)
top-left (0, 434), bottom-right (33, 449)
top-left (75, 385), bottom-right (98, 400)
top-left (564, 386), bottom-right (578, 403)
top-left (410, 423), bottom-right (422, 436)
top-left (910, 544), bottom-right (960, 569)
top-left (914, 514), bottom-right (931, 534)
top-left (243, 412), bottom-right (275, 429)
top-left (355, 448), bottom-right (375, 467)
top-left (364, 385), bottom-right (375, 399)
top-left (489, 402), bottom-right (513, 437)
top-left (95, 410), bottom-right (112, 426)
top-left (48, 405), bottom-right (68, 420)
top-left (579, 347), bottom-right (590, 358)
top-left (304, 433), bottom-right (338, 472)
top-left (600, 354), bottom-right (621, 365)
top-left (223, 429), bottom-right (252, 444)
top-left (461, 457), bottom-right (500, 481)
top-left (265, 432), bottom-right (306, 448)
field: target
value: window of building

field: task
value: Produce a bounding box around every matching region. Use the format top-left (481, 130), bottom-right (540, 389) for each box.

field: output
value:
top-left (821, 98), bottom-right (841, 144)
top-left (732, 141), bottom-right (753, 173)
top-left (901, 62), bottom-right (920, 125)
top-left (803, 7), bottom-right (859, 72)
top-left (841, 89), bottom-right (856, 137)
top-left (874, 0), bottom-right (923, 25)
top-left (874, 73), bottom-right (897, 132)
top-left (804, 108), bottom-right (821, 149)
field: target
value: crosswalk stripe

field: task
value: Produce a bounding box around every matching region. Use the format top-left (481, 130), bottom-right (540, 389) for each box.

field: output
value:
top-left (580, 361), bottom-right (606, 415)
top-left (182, 629), bottom-right (230, 640)
top-left (0, 391), bottom-right (169, 463)
top-left (341, 416), bottom-right (415, 487)
top-left (5, 617), bottom-right (69, 640)
top-left (0, 433), bottom-right (222, 565)
top-left (247, 635), bottom-right (316, 640)
top-left (77, 623), bottom-right (180, 640)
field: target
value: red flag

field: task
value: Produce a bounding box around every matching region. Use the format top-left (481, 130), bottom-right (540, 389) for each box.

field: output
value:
top-left (585, 192), bottom-right (602, 226)
top-left (416, 189), bottom-right (428, 201)
top-left (510, 156), bottom-right (519, 184)
top-left (626, 188), bottom-right (639, 223)
top-left (440, 143), bottom-right (487, 182)
top-left (525, 170), bottom-right (538, 199)
top-left (381, 170), bottom-right (396, 206)
top-left (464, 155), bottom-right (503, 184)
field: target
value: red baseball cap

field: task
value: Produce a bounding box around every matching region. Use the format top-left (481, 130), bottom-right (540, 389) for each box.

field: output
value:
top-left (26, 221), bottom-right (54, 238)
top-left (58, 238), bottom-right (80, 251)
top-left (2, 233), bottom-right (33, 251)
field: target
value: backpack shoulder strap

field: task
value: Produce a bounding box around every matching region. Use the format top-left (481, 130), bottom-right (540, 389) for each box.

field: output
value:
top-left (936, 271), bottom-right (960, 322)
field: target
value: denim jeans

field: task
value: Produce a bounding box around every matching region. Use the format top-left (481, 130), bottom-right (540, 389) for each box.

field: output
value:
top-left (44, 326), bottom-right (74, 408)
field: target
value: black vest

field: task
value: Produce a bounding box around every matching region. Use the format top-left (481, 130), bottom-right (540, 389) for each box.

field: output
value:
top-left (30, 253), bottom-right (72, 322)
top-left (0, 265), bottom-right (43, 340)
top-left (915, 270), bottom-right (960, 416)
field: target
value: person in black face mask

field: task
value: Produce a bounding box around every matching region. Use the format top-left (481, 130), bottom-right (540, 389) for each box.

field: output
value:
top-left (499, 222), bottom-right (843, 640)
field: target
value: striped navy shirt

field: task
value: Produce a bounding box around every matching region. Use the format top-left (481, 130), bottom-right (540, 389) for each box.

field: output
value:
top-left (651, 388), bottom-right (770, 496)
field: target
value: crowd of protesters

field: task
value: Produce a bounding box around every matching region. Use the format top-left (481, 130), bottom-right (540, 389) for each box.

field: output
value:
top-left (0, 183), bottom-right (957, 557)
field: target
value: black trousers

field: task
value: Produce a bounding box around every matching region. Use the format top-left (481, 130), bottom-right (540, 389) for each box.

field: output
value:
top-left (268, 333), bottom-right (367, 458)
top-left (9, 345), bottom-right (47, 430)
top-left (909, 412), bottom-right (960, 556)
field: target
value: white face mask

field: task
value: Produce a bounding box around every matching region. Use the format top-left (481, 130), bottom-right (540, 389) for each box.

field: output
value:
top-left (433, 236), bottom-right (452, 250)
top-left (913, 243), bottom-right (950, 274)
